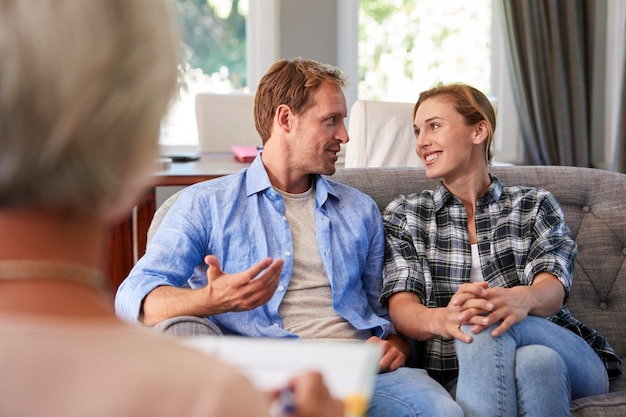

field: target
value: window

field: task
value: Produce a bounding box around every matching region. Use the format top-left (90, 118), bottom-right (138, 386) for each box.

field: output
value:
top-left (358, 0), bottom-right (492, 101)
top-left (161, 0), bottom-right (249, 148)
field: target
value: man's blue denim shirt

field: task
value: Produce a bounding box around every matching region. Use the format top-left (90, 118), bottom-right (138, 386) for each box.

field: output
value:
top-left (115, 155), bottom-right (391, 338)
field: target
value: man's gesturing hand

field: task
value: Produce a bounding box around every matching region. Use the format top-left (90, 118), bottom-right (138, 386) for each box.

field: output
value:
top-left (140, 255), bottom-right (284, 326)
top-left (201, 255), bottom-right (284, 315)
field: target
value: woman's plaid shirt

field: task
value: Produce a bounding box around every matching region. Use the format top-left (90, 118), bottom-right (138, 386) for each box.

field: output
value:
top-left (381, 176), bottom-right (621, 378)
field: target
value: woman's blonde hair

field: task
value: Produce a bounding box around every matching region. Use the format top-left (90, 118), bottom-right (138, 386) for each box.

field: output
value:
top-left (414, 83), bottom-right (496, 164)
top-left (0, 0), bottom-right (179, 219)
top-left (254, 57), bottom-right (347, 144)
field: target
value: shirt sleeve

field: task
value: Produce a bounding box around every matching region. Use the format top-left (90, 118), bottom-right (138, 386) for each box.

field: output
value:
top-left (524, 190), bottom-right (577, 296)
top-left (380, 194), bottom-right (427, 307)
top-left (361, 204), bottom-right (388, 318)
top-left (114, 187), bottom-right (210, 322)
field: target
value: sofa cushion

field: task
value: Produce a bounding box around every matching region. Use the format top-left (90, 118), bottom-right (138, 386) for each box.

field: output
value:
top-left (571, 391), bottom-right (626, 417)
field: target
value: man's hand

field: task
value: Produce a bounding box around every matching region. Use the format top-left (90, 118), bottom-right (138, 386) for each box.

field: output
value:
top-left (200, 255), bottom-right (284, 314)
top-left (140, 255), bottom-right (284, 325)
top-left (366, 334), bottom-right (408, 373)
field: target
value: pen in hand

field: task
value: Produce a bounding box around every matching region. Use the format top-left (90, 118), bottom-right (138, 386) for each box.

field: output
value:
top-left (269, 372), bottom-right (344, 417)
top-left (270, 388), bottom-right (296, 416)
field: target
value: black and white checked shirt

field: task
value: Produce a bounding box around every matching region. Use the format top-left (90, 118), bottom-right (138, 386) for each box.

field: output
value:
top-left (381, 176), bottom-right (621, 378)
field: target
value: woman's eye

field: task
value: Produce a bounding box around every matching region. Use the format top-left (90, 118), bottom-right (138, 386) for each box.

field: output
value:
top-left (431, 123), bottom-right (440, 130)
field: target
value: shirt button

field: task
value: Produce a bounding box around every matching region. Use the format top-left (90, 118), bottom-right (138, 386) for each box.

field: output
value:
top-left (282, 215), bottom-right (287, 221)
top-left (278, 285), bottom-right (285, 291)
top-left (284, 251), bottom-right (292, 257)
top-left (599, 302), bottom-right (608, 310)
top-left (272, 323), bottom-right (280, 327)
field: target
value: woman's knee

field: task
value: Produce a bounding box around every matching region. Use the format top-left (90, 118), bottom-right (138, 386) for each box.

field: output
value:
top-left (515, 345), bottom-right (568, 386)
top-left (515, 345), bottom-right (570, 416)
top-left (455, 323), bottom-right (503, 360)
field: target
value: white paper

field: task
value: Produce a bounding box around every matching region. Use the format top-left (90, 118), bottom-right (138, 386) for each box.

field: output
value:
top-left (181, 336), bottom-right (382, 416)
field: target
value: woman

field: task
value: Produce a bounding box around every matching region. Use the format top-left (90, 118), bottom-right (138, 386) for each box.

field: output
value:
top-left (0, 1), bottom-right (342, 416)
top-left (381, 83), bottom-right (621, 416)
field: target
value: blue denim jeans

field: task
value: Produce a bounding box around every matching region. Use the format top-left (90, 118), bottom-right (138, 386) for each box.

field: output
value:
top-left (369, 367), bottom-right (463, 417)
top-left (455, 316), bottom-right (609, 417)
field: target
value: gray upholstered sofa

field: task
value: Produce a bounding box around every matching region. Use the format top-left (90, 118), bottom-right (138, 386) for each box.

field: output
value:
top-left (151, 164), bottom-right (624, 416)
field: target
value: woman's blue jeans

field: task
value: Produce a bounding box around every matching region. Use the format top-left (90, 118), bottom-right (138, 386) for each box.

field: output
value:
top-left (455, 316), bottom-right (608, 417)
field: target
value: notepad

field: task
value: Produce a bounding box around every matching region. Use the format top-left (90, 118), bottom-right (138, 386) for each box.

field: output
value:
top-left (181, 336), bottom-right (381, 417)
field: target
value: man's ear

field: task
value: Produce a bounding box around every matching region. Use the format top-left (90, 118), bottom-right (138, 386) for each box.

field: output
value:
top-left (472, 120), bottom-right (489, 145)
top-left (275, 104), bottom-right (293, 133)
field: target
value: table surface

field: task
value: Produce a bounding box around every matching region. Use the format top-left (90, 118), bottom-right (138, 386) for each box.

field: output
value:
top-left (153, 152), bottom-right (251, 184)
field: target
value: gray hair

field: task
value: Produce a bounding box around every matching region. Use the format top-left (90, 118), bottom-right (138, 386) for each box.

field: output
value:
top-left (0, 0), bottom-right (179, 219)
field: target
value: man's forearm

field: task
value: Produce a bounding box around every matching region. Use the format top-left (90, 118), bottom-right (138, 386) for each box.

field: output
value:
top-left (140, 285), bottom-right (211, 326)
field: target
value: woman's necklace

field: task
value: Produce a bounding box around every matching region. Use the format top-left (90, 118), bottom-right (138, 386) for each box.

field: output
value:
top-left (0, 260), bottom-right (110, 293)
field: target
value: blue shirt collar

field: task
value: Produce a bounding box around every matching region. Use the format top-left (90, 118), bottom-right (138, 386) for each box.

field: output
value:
top-left (244, 153), bottom-right (339, 205)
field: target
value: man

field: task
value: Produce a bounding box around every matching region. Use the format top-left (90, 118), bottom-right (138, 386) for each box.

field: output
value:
top-left (116, 58), bottom-right (462, 417)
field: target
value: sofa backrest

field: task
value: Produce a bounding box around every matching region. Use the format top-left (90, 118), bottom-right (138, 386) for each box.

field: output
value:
top-left (330, 165), bottom-right (626, 359)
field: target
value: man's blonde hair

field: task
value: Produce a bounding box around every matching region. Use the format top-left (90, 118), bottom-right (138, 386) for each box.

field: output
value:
top-left (254, 57), bottom-right (347, 144)
top-left (0, 0), bottom-right (179, 219)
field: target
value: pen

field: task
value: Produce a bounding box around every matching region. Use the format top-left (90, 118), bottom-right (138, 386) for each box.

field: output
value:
top-left (272, 387), bottom-right (296, 416)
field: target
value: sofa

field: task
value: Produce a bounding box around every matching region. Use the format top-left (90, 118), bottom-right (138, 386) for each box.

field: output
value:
top-left (150, 164), bottom-right (625, 416)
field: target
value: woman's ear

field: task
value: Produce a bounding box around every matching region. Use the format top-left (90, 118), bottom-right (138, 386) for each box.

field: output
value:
top-left (472, 120), bottom-right (489, 145)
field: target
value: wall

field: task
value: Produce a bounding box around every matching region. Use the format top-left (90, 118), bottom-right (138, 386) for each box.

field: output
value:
top-left (279, 0), bottom-right (338, 66)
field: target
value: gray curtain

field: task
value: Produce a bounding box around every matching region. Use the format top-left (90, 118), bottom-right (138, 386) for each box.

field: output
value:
top-left (499, 0), bottom-right (605, 166)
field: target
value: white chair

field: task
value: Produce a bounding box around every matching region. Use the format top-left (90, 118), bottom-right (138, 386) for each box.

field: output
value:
top-left (195, 93), bottom-right (261, 153)
top-left (344, 100), bottom-right (420, 168)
